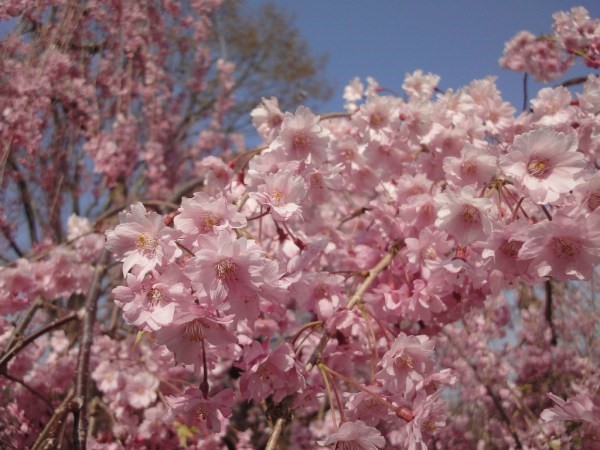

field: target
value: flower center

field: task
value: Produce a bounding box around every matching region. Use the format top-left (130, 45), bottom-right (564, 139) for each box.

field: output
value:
top-left (423, 246), bottom-right (437, 260)
top-left (461, 160), bottom-right (477, 176)
top-left (271, 188), bottom-right (287, 206)
top-left (551, 237), bottom-right (581, 259)
top-left (183, 319), bottom-right (204, 342)
top-left (200, 213), bottom-right (221, 233)
top-left (135, 233), bottom-right (158, 256)
top-left (147, 288), bottom-right (164, 306)
top-left (292, 133), bottom-right (308, 149)
top-left (461, 204), bottom-right (480, 224)
top-left (500, 240), bottom-right (523, 258)
top-left (313, 283), bottom-right (329, 298)
top-left (395, 354), bottom-right (414, 369)
top-left (215, 258), bottom-right (238, 281)
top-left (193, 405), bottom-right (208, 422)
top-left (527, 157), bottom-right (550, 177)
top-left (369, 112), bottom-right (385, 128)
top-left (588, 191), bottom-right (600, 211)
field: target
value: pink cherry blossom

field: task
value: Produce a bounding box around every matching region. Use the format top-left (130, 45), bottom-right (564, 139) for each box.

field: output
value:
top-left (499, 129), bottom-right (585, 204)
top-left (105, 202), bottom-right (182, 278)
top-left (435, 187), bottom-right (494, 244)
top-left (166, 387), bottom-right (234, 434)
top-left (377, 333), bottom-right (435, 396)
top-left (318, 420), bottom-right (385, 449)
top-left (250, 170), bottom-right (308, 222)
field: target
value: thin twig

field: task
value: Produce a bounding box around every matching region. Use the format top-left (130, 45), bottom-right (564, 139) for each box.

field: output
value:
top-left (545, 279), bottom-right (558, 346)
top-left (73, 250), bottom-right (108, 450)
top-left (265, 417), bottom-right (285, 450)
top-left (0, 309), bottom-right (80, 373)
top-left (31, 388), bottom-right (75, 450)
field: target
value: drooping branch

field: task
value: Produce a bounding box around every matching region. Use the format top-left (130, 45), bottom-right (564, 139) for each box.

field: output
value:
top-left (0, 307), bottom-right (79, 374)
top-left (72, 250), bottom-right (109, 450)
top-left (347, 240), bottom-right (403, 309)
top-left (545, 279), bottom-right (558, 346)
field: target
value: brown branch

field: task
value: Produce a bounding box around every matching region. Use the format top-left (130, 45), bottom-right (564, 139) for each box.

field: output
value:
top-left (8, 155), bottom-right (39, 244)
top-left (545, 279), bottom-right (558, 346)
top-left (3, 298), bottom-right (42, 355)
top-left (265, 418), bottom-right (285, 450)
top-left (1, 371), bottom-right (53, 410)
top-left (31, 388), bottom-right (75, 450)
top-left (73, 250), bottom-right (108, 450)
top-left (0, 308), bottom-right (79, 374)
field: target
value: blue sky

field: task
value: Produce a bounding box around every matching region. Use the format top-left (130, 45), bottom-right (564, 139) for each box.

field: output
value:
top-left (246, 1), bottom-right (600, 112)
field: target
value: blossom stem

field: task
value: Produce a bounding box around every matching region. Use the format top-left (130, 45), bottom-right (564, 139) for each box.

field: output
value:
top-left (540, 204), bottom-right (553, 221)
top-left (200, 338), bottom-right (210, 397)
top-left (318, 363), bottom-right (404, 418)
top-left (176, 241), bottom-right (195, 257)
top-left (290, 321), bottom-right (323, 346)
top-left (318, 363), bottom-right (339, 430)
top-left (247, 207), bottom-right (271, 222)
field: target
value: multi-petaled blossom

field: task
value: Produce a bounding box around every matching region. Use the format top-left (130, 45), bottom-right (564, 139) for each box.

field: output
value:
top-left (274, 106), bottom-right (330, 164)
top-left (251, 96), bottom-right (284, 143)
top-left (435, 187), bottom-right (494, 244)
top-left (112, 267), bottom-right (193, 331)
top-left (499, 129), bottom-right (585, 204)
top-left (250, 170), bottom-right (308, 222)
top-left (317, 420), bottom-right (385, 449)
top-left (541, 392), bottom-right (600, 425)
top-left (403, 279), bottom-right (447, 322)
top-left (530, 86), bottom-right (576, 127)
top-left (403, 390), bottom-right (447, 449)
top-left (343, 77), bottom-right (364, 112)
top-left (443, 145), bottom-right (497, 189)
top-left (166, 387), bottom-right (234, 434)
top-left (353, 94), bottom-right (401, 141)
top-left (405, 227), bottom-right (453, 276)
top-left (106, 203), bottom-right (182, 278)
top-left (377, 333), bottom-right (435, 396)
top-left (238, 341), bottom-right (306, 403)
top-left (125, 371), bottom-right (159, 409)
top-left (518, 209), bottom-right (600, 280)
top-left (183, 231), bottom-right (269, 310)
top-left (174, 192), bottom-right (246, 247)
top-left (480, 221), bottom-right (533, 281)
top-left (402, 69), bottom-right (441, 100)
top-left (154, 305), bottom-right (237, 365)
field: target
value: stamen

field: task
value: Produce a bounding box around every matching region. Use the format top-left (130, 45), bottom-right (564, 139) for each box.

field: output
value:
top-left (215, 258), bottom-right (238, 281)
top-left (500, 240), bottom-right (522, 258)
top-left (527, 157), bottom-right (550, 177)
top-left (461, 204), bottom-right (480, 224)
top-left (147, 288), bottom-right (164, 306)
top-left (551, 237), bottom-right (581, 259)
top-left (135, 233), bottom-right (158, 256)
top-left (183, 319), bottom-right (204, 342)
top-left (271, 188), bottom-right (286, 206)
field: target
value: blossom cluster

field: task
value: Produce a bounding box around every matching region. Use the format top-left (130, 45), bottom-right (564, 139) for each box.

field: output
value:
top-left (1, 5), bottom-right (600, 450)
top-left (104, 57), bottom-right (599, 450)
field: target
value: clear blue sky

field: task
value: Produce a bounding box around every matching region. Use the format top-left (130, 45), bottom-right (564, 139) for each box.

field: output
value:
top-left (246, 1), bottom-right (600, 112)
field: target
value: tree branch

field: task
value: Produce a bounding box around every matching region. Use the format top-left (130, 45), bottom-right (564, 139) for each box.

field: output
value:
top-left (73, 250), bottom-right (108, 450)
